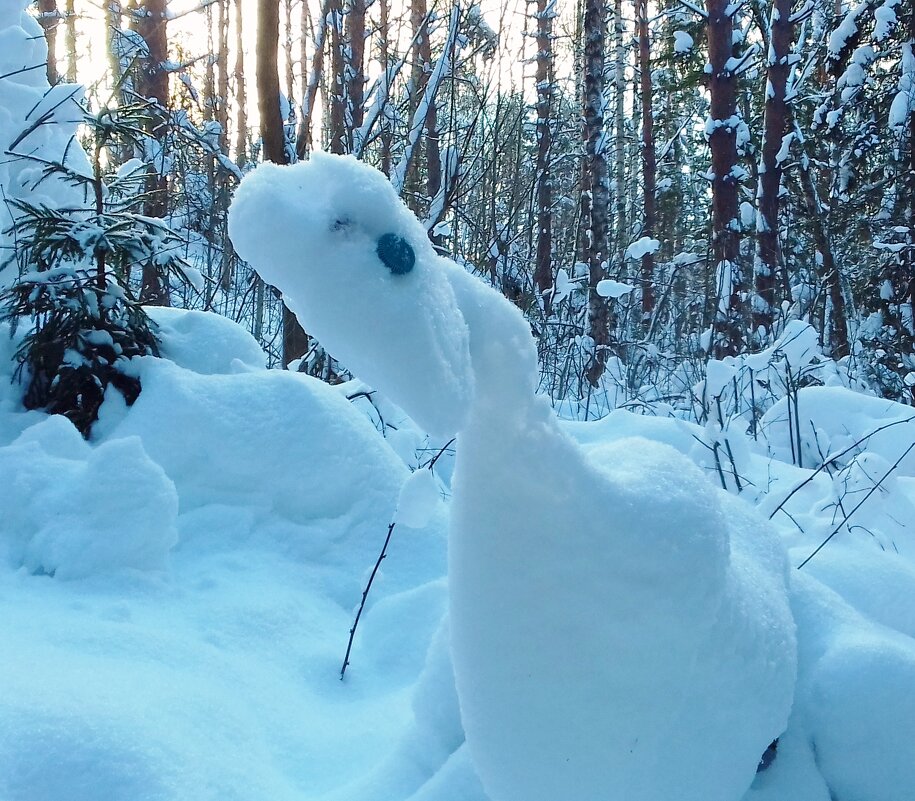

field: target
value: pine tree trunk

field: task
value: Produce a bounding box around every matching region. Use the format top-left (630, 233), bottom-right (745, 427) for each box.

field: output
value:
top-left (409, 0), bottom-right (442, 201)
top-left (328, 0), bottom-right (346, 153)
top-left (378, 0), bottom-right (393, 174)
top-left (796, 155), bottom-right (849, 357)
top-left (706, 0), bottom-right (743, 356)
top-left (258, 0), bottom-right (309, 364)
top-left (64, 0), bottom-right (76, 83)
top-left (235, 0), bottom-right (248, 166)
top-left (345, 0), bottom-right (366, 138)
top-left (584, 0), bottom-right (611, 387)
top-left (296, 0), bottom-right (328, 158)
top-left (533, 0), bottom-right (554, 315)
top-left (37, 0), bottom-right (59, 85)
top-left (613, 0), bottom-right (626, 262)
top-left (136, 0), bottom-right (171, 305)
top-left (637, 0), bottom-right (655, 322)
top-left (753, 0), bottom-right (794, 342)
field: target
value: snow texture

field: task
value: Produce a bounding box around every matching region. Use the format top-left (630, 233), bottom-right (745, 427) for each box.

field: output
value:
top-left (229, 153), bottom-right (798, 801)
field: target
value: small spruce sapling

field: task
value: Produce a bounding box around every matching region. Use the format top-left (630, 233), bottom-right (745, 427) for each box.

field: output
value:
top-left (1, 102), bottom-right (192, 436)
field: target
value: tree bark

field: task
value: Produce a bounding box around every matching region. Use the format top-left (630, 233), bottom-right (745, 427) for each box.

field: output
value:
top-left (345, 0), bottom-right (366, 139)
top-left (533, 0), bottom-right (554, 315)
top-left (409, 0), bottom-right (442, 200)
top-left (136, 0), bottom-right (171, 305)
top-left (234, 0), bottom-right (248, 167)
top-left (37, 0), bottom-right (59, 85)
top-left (613, 0), bottom-right (626, 261)
top-left (706, 0), bottom-right (743, 356)
top-left (257, 0), bottom-right (309, 364)
top-left (583, 0), bottom-right (611, 386)
top-left (296, 0), bottom-right (328, 158)
top-left (753, 0), bottom-right (794, 342)
top-left (64, 0), bottom-right (76, 83)
top-left (327, 0), bottom-right (346, 153)
top-left (637, 0), bottom-right (656, 321)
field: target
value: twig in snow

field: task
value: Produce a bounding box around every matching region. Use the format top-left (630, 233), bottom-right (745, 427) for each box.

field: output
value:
top-left (797, 440), bottom-right (915, 570)
top-left (340, 437), bottom-right (455, 680)
top-left (768, 416), bottom-right (915, 521)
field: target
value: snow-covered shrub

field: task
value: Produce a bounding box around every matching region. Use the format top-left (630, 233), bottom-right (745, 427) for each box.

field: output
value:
top-left (1, 106), bottom-right (193, 435)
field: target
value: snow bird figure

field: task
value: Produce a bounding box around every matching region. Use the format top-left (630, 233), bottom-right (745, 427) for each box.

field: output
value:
top-left (228, 153), bottom-right (798, 801)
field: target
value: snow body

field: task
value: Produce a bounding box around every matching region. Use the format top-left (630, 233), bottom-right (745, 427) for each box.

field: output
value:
top-left (229, 153), bottom-right (797, 801)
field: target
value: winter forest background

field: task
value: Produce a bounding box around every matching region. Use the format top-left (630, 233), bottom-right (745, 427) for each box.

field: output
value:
top-left (12, 0), bottom-right (915, 414)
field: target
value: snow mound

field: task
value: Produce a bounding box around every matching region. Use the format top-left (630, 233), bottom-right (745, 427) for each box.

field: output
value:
top-left (791, 574), bottom-right (915, 801)
top-left (145, 306), bottom-right (267, 374)
top-left (760, 385), bottom-right (915, 474)
top-left (0, 415), bottom-right (177, 579)
top-left (105, 357), bottom-right (406, 531)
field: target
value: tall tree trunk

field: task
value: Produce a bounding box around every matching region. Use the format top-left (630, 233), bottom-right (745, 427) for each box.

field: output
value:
top-left (533, 0), bottom-right (554, 315)
top-left (706, 0), bottom-right (743, 356)
top-left (905, 13), bottom-right (915, 378)
top-left (136, 0), bottom-right (170, 305)
top-left (63, 0), bottom-right (76, 82)
top-left (584, 0), bottom-right (611, 387)
top-left (327, 0), bottom-right (346, 153)
top-left (377, 0), bottom-right (393, 174)
top-left (613, 0), bottom-right (626, 262)
top-left (284, 0), bottom-right (295, 117)
top-left (234, 0), bottom-right (248, 166)
top-left (637, 0), bottom-right (655, 322)
top-left (753, 0), bottom-right (794, 343)
top-left (409, 0), bottom-right (442, 201)
top-left (796, 152), bottom-right (849, 357)
top-left (345, 0), bottom-right (366, 138)
top-left (37, 0), bottom-right (59, 85)
top-left (296, 0), bottom-right (328, 158)
top-left (258, 0), bottom-right (309, 365)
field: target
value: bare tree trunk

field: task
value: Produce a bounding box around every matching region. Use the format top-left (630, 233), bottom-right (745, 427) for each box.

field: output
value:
top-left (37, 0), bottom-right (59, 85)
top-left (613, 0), bottom-right (626, 261)
top-left (258, 0), bottom-right (308, 364)
top-left (217, 0), bottom-right (230, 149)
top-left (752, 0), bottom-right (794, 342)
top-left (410, 0), bottom-right (442, 200)
top-left (533, 0), bottom-right (554, 315)
top-left (796, 154), bottom-right (849, 357)
top-left (234, 0), bottom-right (248, 167)
top-left (378, 0), bottom-right (393, 174)
top-left (584, 0), bottom-right (611, 387)
top-left (284, 0), bottom-right (295, 116)
top-left (296, 0), bottom-right (328, 158)
top-left (905, 11), bottom-right (915, 380)
top-left (345, 0), bottom-right (366, 138)
top-left (636, 0), bottom-right (655, 322)
top-left (706, 0), bottom-right (743, 356)
top-left (328, 0), bottom-right (346, 153)
top-left (137, 0), bottom-right (170, 305)
top-left (64, 0), bottom-right (76, 83)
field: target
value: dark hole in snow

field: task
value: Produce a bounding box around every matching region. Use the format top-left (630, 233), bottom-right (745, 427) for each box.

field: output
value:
top-left (376, 233), bottom-right (415, 275)
top-left (756, 738), bottom-right (778, 773)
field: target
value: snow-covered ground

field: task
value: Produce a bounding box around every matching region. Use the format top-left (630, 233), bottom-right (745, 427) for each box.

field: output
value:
top-left (3, 294), bottom-right (915, 801)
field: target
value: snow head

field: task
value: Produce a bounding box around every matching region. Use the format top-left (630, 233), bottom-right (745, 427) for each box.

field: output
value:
top-left (228, 153), bottom-right (474, 436)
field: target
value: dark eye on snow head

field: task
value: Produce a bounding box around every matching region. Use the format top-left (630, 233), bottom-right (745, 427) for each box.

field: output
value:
top-left (376, 233), bottom-right (415, 276)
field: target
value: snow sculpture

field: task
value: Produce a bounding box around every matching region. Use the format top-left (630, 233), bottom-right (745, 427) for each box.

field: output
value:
top-left (229, 153), bottom-right (797, 801)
